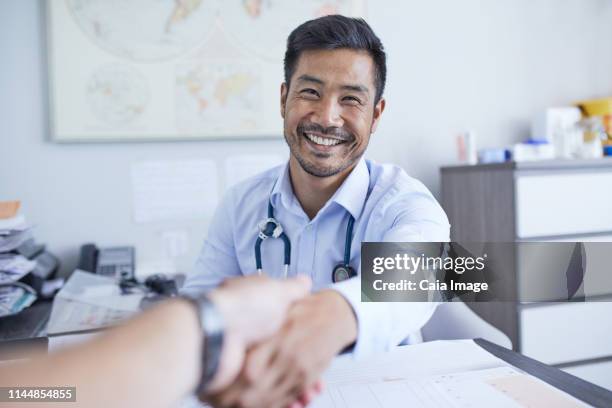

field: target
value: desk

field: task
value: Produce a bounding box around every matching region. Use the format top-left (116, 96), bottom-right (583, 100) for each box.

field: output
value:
top-left (475, 339), bottom-right (612, 407)
top-left (0, 300), bottom-right (52, 341)
top-left (0, 270), bottom-right (177, 345)
top-left (312, 339), bottom-right (612, 408)
top-left (1, 334), bottom-right (611, 407)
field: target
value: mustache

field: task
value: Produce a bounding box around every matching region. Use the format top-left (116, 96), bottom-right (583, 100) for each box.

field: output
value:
top-left (297, 122), bottom-right (353, 142)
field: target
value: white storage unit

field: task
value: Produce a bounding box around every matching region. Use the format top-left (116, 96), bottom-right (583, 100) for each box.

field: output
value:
top-left (515, 172), bottom-right (612, 238)
top-left (520, 302), bottom-right (612, 365)
top-left (563, 360), bottom-right (612, 391)
top-left (441, 158), bottom-right (612, 389)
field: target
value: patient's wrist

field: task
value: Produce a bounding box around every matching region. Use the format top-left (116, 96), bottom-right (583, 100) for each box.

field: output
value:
top-left (317, 290), bottom-right (358, 350)
top-left (180, 293), bottom-right (226, 395)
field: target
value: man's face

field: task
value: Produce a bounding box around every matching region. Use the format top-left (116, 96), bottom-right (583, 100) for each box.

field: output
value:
top-left (281, 49), bottom-right (385, 178)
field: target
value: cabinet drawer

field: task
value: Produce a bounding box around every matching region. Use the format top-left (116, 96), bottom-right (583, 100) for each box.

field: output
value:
top-left (515, 172), bottom-right (612, 238)
top-left (517, 241), bottom-right (612, 299)
top-left (520, 302), bottom-right (612, 364)
top-left (562, 360), bottom-right (612, 391)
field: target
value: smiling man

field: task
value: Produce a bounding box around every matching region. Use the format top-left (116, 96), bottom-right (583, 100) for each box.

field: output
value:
top-left (183, 15), bottom-right (450, 408)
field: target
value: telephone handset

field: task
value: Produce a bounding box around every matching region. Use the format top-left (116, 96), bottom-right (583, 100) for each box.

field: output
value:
top-left (78, 244), bottom-right (135, 282)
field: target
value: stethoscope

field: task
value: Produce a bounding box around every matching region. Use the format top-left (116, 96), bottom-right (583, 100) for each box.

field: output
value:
top-left (254, 199), bottom-right (357, 283)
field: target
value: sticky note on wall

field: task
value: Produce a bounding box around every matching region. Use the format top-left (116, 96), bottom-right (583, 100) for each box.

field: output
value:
top-left (0, 201), bottom-right (20, 219)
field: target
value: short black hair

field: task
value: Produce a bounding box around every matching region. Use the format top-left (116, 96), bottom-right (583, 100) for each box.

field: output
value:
top-left (284, 15), bottom-right (386, 105)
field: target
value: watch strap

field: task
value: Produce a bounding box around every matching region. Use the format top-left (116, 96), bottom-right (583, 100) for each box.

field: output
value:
top-left (182, 294), bottom-right (224, 395)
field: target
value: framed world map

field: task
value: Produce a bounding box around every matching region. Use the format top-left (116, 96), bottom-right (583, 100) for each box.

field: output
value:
top-left (46, 0), bottom-right (365, 142)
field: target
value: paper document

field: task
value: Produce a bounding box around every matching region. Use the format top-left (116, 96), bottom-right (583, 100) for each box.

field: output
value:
top-left (0, 214), bottom-right (30, 234)
top-left (322, 340), bottom-right (505, 385)
top-left (310, 340), bottom-right (586, 408)
top-left (0, 254), bottom-right (37, 284)
top-left (46, 270), bottom-right (142, 335)
top-left (0, 229), bottom-right (32, 252)
top-left (131, 160), bottom-right (218, 223)
top-left (176, 340), bottom-right (584, 408)
top-left (224, 154), bottom-right (285, 189)
top-left (58, 270), bottom-right (142, 311)
top-left (313, 367), bottom-right (586, 408)
top-left (47, 297), bottom-right (136, 335)
top-left (0, 284), bottom-right (36, 317)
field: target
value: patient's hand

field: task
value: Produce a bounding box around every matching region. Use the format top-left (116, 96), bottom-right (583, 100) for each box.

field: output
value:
top-left (204, 275), bottom-right (311, 394)
top-left (207, 290), bottom-right (356, 408)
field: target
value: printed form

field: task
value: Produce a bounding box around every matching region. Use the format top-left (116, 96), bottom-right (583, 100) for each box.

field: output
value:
top-left (310, 340), bottom-right (586, 408)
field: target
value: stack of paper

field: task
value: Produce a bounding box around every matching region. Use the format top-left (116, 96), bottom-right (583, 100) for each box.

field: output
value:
top-left (0, 284), bottom-right (37, 317)
top-left (0, 214), bottom-right (33, 253)
top-left (0, 254), bottom-right (37, 284)
top-left (0, 201), bottom-right (38, 317)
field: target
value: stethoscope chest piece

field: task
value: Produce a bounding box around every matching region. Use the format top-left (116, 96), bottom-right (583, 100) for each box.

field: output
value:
top-left (258, 217), bottom-right (283, 239)
top-left (332, 264), bottom-right (356, 283)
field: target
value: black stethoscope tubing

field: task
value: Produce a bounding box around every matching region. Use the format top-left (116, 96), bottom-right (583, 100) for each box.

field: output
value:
top-left (254, 199), bottom-right (355, 281)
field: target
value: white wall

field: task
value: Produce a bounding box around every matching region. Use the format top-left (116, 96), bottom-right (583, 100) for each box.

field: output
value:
top-left (2, 0), bottom-right (612, 276)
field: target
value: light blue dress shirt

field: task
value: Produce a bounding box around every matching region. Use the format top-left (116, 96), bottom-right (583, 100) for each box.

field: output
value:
top-left (183, 158), bottom-right (450, 357)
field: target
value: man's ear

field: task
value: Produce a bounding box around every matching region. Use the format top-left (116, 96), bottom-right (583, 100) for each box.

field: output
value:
top-left (370, 97), bottom-right (386, 134)
top-left (280, 82), bottom-right (288, 119)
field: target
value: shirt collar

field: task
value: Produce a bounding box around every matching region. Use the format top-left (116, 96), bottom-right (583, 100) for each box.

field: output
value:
top-left (270, 158), bottom-right (370, 220)
top-left (329, 157), bottom-right (369, 220)
top-left (270, 161), bottom-right (295, 213)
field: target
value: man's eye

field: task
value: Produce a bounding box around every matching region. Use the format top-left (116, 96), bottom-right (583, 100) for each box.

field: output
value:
top-left (343, 96), bottom-right (361, 104)
top-left (300, 89), bottom-right (319, 97)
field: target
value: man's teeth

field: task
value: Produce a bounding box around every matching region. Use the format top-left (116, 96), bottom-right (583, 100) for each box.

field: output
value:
top-left (305, 133), bottom-right (342, 146)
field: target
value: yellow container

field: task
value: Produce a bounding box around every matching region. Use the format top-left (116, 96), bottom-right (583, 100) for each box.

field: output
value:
top-left (577, 97), bottom-right (612, 139)
top-left (577, 97), bottom-right (612, 116)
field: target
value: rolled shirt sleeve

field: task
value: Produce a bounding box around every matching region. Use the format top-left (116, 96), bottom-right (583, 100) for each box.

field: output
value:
top-left (331, 190), bottom-right (451, 358)
top-left (181, 190), bottom-right (242, 297)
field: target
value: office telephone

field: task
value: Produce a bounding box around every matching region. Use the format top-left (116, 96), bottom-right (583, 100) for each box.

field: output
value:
top-left (77, 244), bottom-right (177, 297)
top-left (78, 244), bottom-right (135, 282)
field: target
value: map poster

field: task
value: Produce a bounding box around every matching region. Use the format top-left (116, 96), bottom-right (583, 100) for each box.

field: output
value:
top-left (46, 0), bottom-right (365, 142)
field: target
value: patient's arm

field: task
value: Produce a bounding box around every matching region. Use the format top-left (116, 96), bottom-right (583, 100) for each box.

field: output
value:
top-left (1, 275), bottom-right (311, 408)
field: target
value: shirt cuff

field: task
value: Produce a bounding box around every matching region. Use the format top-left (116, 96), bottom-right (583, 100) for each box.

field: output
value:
top-left (330, 277), bottom-right (438, 358)
top-left (330, 277), bottom-right (393, 358)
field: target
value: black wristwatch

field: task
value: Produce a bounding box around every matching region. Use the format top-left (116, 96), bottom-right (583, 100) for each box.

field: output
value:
top-left (182, 294), bottom-right (224, 395)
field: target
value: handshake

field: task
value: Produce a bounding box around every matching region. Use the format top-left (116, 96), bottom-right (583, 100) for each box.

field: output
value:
top-left (202, 275), bottom-right (358, 408)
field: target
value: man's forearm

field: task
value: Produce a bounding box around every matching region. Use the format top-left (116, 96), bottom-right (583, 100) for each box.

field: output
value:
top-left (4, 299), bottom-right (202, 408)
top-left (317, 290), bottom-right (358, 351)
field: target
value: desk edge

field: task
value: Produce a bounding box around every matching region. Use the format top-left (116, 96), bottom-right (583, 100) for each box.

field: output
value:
top-left (474, 338), bottom-right (612, 408)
